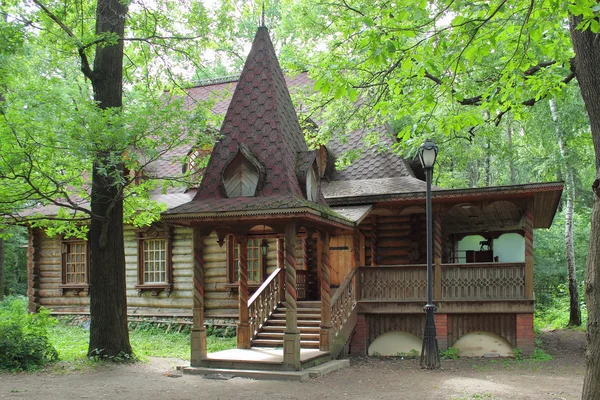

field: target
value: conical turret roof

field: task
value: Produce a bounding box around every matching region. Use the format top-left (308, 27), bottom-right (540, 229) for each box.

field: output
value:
top-left (166, 27), bottom-right (336, 217)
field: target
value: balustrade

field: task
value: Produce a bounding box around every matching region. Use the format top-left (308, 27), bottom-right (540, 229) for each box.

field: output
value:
top-left (330, 267), bottom-right (357, 335)
top-left (441, 262), bottom-right (525, 300)
top-left (248, 268), bottom-right (282, 338)
top-left (358, 265), bottom-right (427, 301)
top-left (357, 262), bottom-right (527, 302)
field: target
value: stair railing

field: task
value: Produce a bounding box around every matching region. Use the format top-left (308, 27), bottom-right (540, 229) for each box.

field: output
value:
top-left (330, 267), bottom-right (358, 336)
top-left (248, 267), bottom-right (282, 338)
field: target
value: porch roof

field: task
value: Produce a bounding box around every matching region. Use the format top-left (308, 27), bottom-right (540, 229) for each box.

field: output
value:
top-left (325, 181), bottom-right (563, 229)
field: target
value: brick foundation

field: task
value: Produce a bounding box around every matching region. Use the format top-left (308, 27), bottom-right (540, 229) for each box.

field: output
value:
top-left (516, 313), bottom-right (535, 355)
top-left (349, 314), bottom-right (367, 356)
top-left (434, 313), bottom-right (448, 351)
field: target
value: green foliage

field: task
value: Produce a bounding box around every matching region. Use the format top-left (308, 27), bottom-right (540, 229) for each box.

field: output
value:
top-left (450, 394), bottom-right (496, 400)
top-left (513, 348), bottom-right (524, 361)
top-left (0, 296), bottom-right (58, 371)
top-left (530, 348), bottom-right (553, 362)
top-left (534, 209), bottom-right (591, 308)
top-left (534, 292), bottom-right (588, 331)
top-left (205, 324), bottom-right (236, 338)
top-left (440, 347), bottom-right (459, 360)
top-left (49, 321), bottom-right (236, 363)
top-left (1, 226), bottom-right (28, 297)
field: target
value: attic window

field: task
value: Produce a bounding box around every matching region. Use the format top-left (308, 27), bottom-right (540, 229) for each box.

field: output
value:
top-left (187, 147), bottom-right (211, 184)
top-left (223, 152), bottom-right (260, 197)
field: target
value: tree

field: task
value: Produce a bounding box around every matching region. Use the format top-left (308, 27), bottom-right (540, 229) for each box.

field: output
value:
top-left (550, 97), bottom-right (581, 327)
top-left (0, 0), bottom-right (213, 357)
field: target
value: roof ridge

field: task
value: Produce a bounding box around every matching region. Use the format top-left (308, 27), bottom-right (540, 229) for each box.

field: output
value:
top-left (188, 74), bottom-right (241, 88)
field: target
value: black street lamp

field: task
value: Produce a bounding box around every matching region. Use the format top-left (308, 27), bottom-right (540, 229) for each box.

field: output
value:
top-left (418, 139), bottom-right (441, 370)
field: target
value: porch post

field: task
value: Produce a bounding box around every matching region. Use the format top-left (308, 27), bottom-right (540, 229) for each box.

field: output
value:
top-left (370, 216), bottom-right (377, 266)
top-left (283, 222), bottom-right (301, 370)
top-left (524, 202), bottom-right (534, 299)
top-left (237, 236), bottom-right (251, 349)
top-left (277, 237), bottom-right (286, 303)
top-left (319, 231), bottom-right (332, 351)
top-left (191, 227), bottom-right (207, 366)
top-left (433, 212), bottom-right (443, 300)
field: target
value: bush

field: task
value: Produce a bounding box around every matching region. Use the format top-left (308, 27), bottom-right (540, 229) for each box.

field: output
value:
top-left (0, 296), bottom-right (58, 371)
top-left (440, 347), bottom-right (459, 360)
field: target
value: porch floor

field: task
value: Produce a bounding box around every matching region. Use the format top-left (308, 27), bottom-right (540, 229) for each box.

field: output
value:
top-left (202, 347), bottom-right (329, 364)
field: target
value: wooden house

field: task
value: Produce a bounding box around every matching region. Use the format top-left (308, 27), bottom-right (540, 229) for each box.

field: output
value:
top-left (26, 27), bottom-right (563, 370)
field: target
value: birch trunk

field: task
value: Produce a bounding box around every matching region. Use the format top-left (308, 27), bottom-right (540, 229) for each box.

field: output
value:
top-left (549, 97), bottom-right (581, 327)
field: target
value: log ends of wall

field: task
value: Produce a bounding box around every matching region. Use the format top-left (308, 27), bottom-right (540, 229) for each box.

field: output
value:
top-left (27, 228), bottom-right (41, 313)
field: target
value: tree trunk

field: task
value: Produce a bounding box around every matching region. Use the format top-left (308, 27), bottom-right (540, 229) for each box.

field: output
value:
top-left (506, 123), bottom-right (515, 185)
top-left (570, 14), bottom-right (600, 400)
top-left (87, 0), bottom-right (131, 358)
top-left (549, 97), bottom-right (581, 327)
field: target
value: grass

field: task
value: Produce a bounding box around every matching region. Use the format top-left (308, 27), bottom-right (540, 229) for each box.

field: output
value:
top-left (48, 322), bottom-right (236, 364)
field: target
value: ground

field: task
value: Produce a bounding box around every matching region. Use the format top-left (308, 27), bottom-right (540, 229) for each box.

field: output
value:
top-left (0, 330), bottom-right (585, 400)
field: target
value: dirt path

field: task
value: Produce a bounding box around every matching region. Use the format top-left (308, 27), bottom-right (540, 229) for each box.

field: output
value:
top-left (0, 330), bottom-right (585, 400)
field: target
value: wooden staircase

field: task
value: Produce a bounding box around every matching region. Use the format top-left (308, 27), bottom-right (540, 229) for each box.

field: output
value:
top-left (251, 301), bottom-right (321, 349)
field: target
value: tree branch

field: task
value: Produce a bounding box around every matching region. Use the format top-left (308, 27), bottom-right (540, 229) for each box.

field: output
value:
top-left (32, 0), bottom-right (95, 80)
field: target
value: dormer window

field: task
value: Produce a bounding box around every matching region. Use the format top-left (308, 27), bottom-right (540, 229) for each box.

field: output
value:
top-left (221, 144), bottom-right (264, 198)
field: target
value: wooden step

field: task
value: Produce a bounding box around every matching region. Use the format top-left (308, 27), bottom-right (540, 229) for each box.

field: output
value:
top-left (255, 332), bottom-right (320, 341)
top-left (283, 301), bottom-right (321, 308)
top-left (261, 326), bottom-right (320, 333)
top-left (251, 339), bottom-right (320, 349)
top-left (275, 307), bottom-right (320, 313)
top-left (266, 319), bottom-right (321, 326)
top-left (271, 313), bottom-right (321, 320)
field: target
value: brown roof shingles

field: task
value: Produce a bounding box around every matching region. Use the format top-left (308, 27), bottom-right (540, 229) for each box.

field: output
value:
top-left (167, 27), bottom-right (323, 216)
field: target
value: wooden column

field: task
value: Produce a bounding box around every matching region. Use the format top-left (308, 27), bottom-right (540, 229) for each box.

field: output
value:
top-left (191, 227), bottom-right (207, 366)
top-left (237, 236), bottom-right (250, 349)
top-left (370, 216), bottom-right (377, 266)
top-left (319, 232), bottom-right (333, 351)
top-left (524, 203), bottom-right (534, 299)
top-left (283, 222), bottom-right (301, 370)
top-left (277, 237), bottom-right (286, 303)
top-left (433, 212), bottom-right (443, 300)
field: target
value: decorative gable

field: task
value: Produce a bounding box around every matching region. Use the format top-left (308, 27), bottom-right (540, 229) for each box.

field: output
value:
top-left (221, 143), bottom-right (265, 198)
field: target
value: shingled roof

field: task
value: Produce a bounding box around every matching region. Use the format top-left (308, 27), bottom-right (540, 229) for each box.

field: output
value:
top-left (166, 27), bottom-right (331, 217)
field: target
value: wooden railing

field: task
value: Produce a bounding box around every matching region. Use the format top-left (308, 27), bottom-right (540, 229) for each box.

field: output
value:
top-left (248, 267), bottom-right (282, 338)
top-left (331, 267), bottom-right (358, 335)
top-left (441, 262), bottom-right (525, 300)
top-left (357, 265), bottom-right (427, 301)
top-left (357, 262), bottom-right (527, 302)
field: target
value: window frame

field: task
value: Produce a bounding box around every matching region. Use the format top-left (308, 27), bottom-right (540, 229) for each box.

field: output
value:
top-left (60, 239), bottom-right (90, 295)
top-left (226, 236), bottom-right (268, 288)
top-left (135, 224), bottom-right (173, 296)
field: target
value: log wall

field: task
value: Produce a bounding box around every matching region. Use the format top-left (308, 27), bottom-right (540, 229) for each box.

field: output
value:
top-left (31, 227), bottom-right (305, 318)
top-left (360, 215), bottom-right (427, 266)
top-left (33, 229), bottom-right (90, 312)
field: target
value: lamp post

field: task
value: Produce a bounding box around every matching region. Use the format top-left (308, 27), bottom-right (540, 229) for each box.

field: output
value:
top-left (418, 139), bottom-right (440, 370)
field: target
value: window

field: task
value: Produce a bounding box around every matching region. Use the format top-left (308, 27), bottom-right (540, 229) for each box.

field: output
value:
top-left (227, 237), bottom-right (264, 284)
top-left (60, 240), bottom-right (89, 295)
top-left (136, 225), bottom-right (173, 296)
top-left (186, 146), bottom-right (211, 185)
